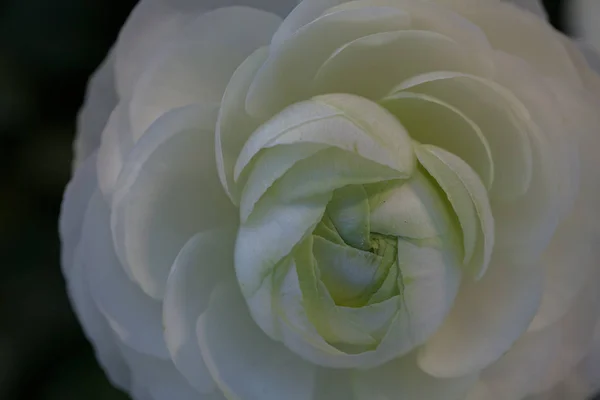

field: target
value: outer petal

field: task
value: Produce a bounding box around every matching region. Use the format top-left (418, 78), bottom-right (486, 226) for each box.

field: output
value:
top-left (196, 283), bottom-right (317, 399)
top-left (120, 345), bottom-right (223, 400)
top-left (83, 191), bottom-right (169, 359)
top-left (60, 152), bottom-right (98, 275)
top-left (75, 52), bottom-right (117, 167)
top-left (163, 229), bottom-right (237, 394)
top-left (418, 259), bottom-right (543, 378)
top-left (114, 0), bottom-right (187, 98)
top-left (96, 101), bottom-right (134, 200)
top-left (67, 244), bottom-right (130, 391)
top-left (111, 105), bottom-right (237, 300)
top-left (354, 353), bottom-right (479, 400)
top-left (129, 6), bottom-right (281, 138)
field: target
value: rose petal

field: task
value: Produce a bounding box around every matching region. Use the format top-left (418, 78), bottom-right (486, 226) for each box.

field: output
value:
top-left (67, 244), bottom-right (130, 391)
top-left (114, 0), bottom-right (187, 98)
top-left (354, 353), bottom-right (479, 400)
top-left (83, 191), bottom-right (169, 359)
top-left (75, 51), bottom-right (117, 166)
top-left (216, 46), bottom-right (270, 204)
top-left (129, 7), bottom-right (281, 138)
top-left (60, 152), bottom-right (98, 276)
top-left (416, 144), bottom-right (494, 278)
top-left (196, 283), bottom-right (316, 400)
top-left (417, 259), bottom-right (543, 378)
top-left (312, 30), bottom-right (493, 99)
top-left (111, 105), bottom-right (237, 299)
top-left (163, 229), bottom-right (237, 394)
top-left (119, 345), bottom-right (222, 400)
top-left (96, 102), bottom-right (134, 200)
top-left (382, 91), bottom-right (493, 189)
top-left (247, 6), bottom-right (411, 117)
top-left (398, 72), bottom-right (534, 202)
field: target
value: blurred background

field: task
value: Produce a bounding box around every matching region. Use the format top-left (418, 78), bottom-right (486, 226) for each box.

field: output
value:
top-left (0, 0), bottom-right (597, 399)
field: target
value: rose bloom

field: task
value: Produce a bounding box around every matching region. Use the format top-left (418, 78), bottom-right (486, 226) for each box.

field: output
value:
top-left (60, 0), bottom-right (600, 399)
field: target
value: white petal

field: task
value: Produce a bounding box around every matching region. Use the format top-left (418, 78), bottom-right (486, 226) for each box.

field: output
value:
top-left (196, 283), bottom-right (317, 400)
top-left (163, 229), bottom-right (237, 394)
top-left (312, 369), bottom-right (355, 400)
top-left (114, 0), bottom-right (187, 98)
top-left (312, 30), bottom-right (493, 100)
top-left (529, 208), bottom-right (595, 332)
top-left (119, 345), bottom-right (220, 400)
top-left (354, 353), bottom-right (478, 400)
top-left (247, 5), bottom-right (411, 117)
top-left (216, 46), bottom-right (270, 204)
top-left (381, 91), bottom-right (493, 189)
top-left (67, 244), bottom-right (130, 391)
top-left (369, 170), bottom-right (458, 239)
top-left (454, 2), bottom-right (581, 85)
top-left (82, 191), bottom-right (169, 359)
top-left (236, 94), bottom-right (414, 179)
top-left (396, 237), bottom-right (463, 347)
top-left (472, 268), bottom-right (599, 399)
top-left (60, 151), bottom-right (98, 276)
top-left (416, 144), bottom-right (494, 278)
top-left (111, 105), bottom-right (237, 299)
top-left (418, 259), bottom-right (543, 378)
top-left (488, 52), bottom-right (579, 264)
top-left (271, 0), bottom-right (347, 48)
top-left (239, 143), bottom-right (327, 222)
top-left (96, 101), bottom-right (134, 200)
top-left (399, 72), bottom-right (534, 202)
top-left (172, 0), bottom-right (298, 16)
top-left (129, 7), bottom-right (281, 138)
top-left (76, 51), bottom-right (117, 166)
top-left (235, 191), bottom-right (329, 297)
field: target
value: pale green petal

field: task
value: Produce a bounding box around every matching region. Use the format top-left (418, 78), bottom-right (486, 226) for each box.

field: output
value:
top-left (396, 236), bottom-right (462, 347)
top-left (354, 353), bottom-right (479, 400)
top-left (295, 236), bottom-right (379, 345)
top-left (416, 144), bottom-right (494, 278)
top-left (369, 169), bottom-right (458, 240)
top-left (312, 30), bottom-right (493, 99)
top-left (196, 283), bottom-right (316, 400)
top-left (381, 91), bottom-right (493, 189)
top-left (129, 7), bottom-right (281, 138)
top-left (114, 0), bottom-right (186, 98)
top-left (397, 72), bottom-right (534, 202)
top-left (162, 229), bottom-right (237, 394)
top-left (272, 148), bottom-right (402, 203)
top-left (235, 94), bottom-right (414, 180)
top-left (312, 236), bottom-right (388, 307)
top-left (215, 46), bottom-right (270, 204)
top-left (246, 6), bottom-right (410, 117)
top-left (327, 185), bottom-right (371, 250)
top-left (239, 143), bottom-right (327, 222)
top-left (111, 105), bottom-right (237, 299)
top-left (418, 260), bottom-right (543, 378)
top-left (235, 191), bottom-right (329, 297)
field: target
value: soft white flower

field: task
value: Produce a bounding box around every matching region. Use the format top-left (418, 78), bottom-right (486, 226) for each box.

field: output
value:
top-left (61, 0), bottom-right (600, 399)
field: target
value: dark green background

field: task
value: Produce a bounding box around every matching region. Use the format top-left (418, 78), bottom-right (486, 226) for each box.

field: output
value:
top-left (0, 1), bottom-right (595, 399)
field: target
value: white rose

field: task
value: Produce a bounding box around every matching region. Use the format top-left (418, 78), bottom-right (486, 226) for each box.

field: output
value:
top-left (61, 0), bottom-right (600, 399)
